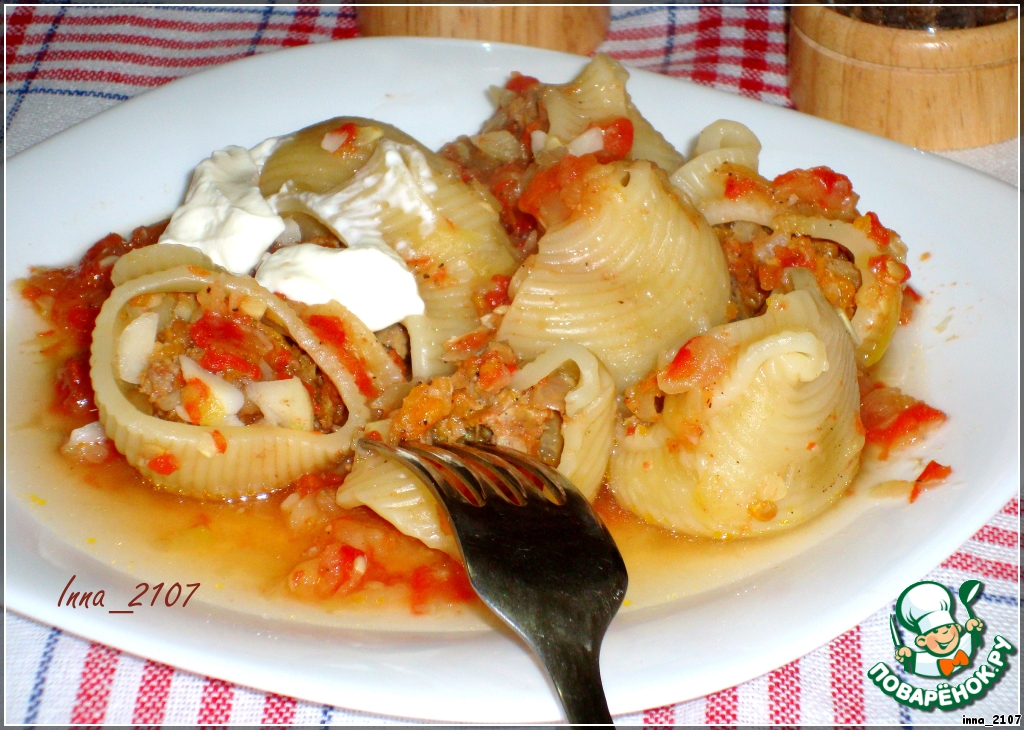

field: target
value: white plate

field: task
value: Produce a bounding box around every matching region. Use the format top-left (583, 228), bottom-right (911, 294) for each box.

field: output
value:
top-left (5, 38), bottom-right (1019, 722)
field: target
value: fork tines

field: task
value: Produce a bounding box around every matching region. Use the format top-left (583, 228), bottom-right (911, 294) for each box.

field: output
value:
top-left (357, 439), bottom-right (563, 508)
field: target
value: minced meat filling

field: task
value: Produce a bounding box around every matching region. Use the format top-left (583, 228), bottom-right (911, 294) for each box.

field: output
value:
top-left (387, 334), bottom-right (572, 467)
top-left (135, 288), bottom-right (346, 432)
top-left (715, 223), bottom-right (862, 320)
top-left (440, 76), bottom-right (549, 255)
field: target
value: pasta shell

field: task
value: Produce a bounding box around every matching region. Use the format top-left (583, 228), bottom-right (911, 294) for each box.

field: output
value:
top-left (669, 118), bottom-right (906, 366)
top-left (111, 243), bottom-right (220, 287)
top-left (91, 265), bottom-right (370, 499)
top-left (498, 159), bottom-right (732, 389)
top-left (509, 342), bottom-right (616, 499)
top-left (670, 120), bottom-right (762, 205)
top-left (544, 54), bottom-right (684, 173)
top-left (773, 214), bottom-right (907, 367)
top-left (271, 137), bottom-right (518, 378)
top-left (337, 453), bottom-right (459, 557)
top-left (338, 343), bottom-right (617, 550)
top-left (259, 116), bottom-right (443, 197)
top-left (610, 270), bottom-right (864, 538)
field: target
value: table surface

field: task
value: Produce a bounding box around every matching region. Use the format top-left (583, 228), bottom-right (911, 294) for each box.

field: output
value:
top-left (4, 5), bottom-right (1019, 726)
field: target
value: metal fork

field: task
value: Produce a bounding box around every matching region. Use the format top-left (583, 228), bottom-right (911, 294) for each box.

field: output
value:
top-left (357, 438), bottom-right (628, 725)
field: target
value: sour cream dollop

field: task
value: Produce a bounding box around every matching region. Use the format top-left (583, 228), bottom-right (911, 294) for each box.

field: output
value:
top-left (269, 140), bottom-right (438, 248)
top-left (158, 141), bottom-right (285, 274)
top-left (255, 242), bottom-right (425, 331)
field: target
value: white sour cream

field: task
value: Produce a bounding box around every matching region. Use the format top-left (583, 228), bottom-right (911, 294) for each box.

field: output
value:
top-left (255, 242), bottom-right (425, 331)
top-left (248, 135), bottom-right (285, 169)
top-left (158, 141), bottom-right (285, 274)
top-left (269, 140), bottom-right (438, 248)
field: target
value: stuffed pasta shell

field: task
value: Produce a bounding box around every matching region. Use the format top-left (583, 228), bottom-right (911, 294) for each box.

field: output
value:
top-left (611, 269), bottom-right (864, 538)
top-left (267, 126), bottom-right (519, 379)
top-left (671, 119), bottom-right (910, 365)
top-left (542, 54), bottom-right (685, 173)
top-left (337, 341), bottom-right (616, 552)
top-left (91, 246), bottom-right (385, 499)
top-left (498, 154), bottom-right (731, 389)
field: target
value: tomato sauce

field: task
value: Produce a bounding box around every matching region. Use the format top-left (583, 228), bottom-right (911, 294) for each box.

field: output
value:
top-left (909, 460), bottom-right (953, 503)
top-left (772, 166), bottom-right (859, 220)
top-left (306, 314), bottom-right (377, 398)
top-left (860, 380), bottom-right (948, 459)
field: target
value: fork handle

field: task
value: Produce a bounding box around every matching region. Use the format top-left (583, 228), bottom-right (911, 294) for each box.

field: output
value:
top-left (537, 641), bottom-right (613, 725)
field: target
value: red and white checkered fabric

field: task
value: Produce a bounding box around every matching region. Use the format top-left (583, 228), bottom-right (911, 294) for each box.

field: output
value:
top-left (4, 5), bottom-right (1019, 725)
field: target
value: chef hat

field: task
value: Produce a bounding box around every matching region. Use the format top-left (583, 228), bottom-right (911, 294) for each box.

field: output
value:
top-left (897, 581), bottom-right (956, 634)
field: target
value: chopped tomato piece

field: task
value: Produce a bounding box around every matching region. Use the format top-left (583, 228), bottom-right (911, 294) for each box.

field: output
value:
top-left (445, 327), bottom-right (492, 354)
top-left (266, 346), bottom-right (295, 379)
top-left (391, 378), bottom-right (454, 441)
top-left (489, 161), bottom-right (538, 241)
top-left (190, 311), bottom-right (246, 349)
top-left (861, 383), bottom-right (947, 459)
top-left (594, 117), bottom-right (633, 163)
top-left (147, 452), bottom-right (180, 475)
top-left (409, 563), bottom-right (475, 615)
top-left (917, 460), bottom-right (952, 483)
top-left (521, 118), bottom-right (544, 147)
top-left (290, 471), bottom-right (346, 497)
top-left (665, 341), bottom-right (696, 381)
top-left (505, 73), bottom-right (540, 95)
top-left (289, 542), bottom-right (368, 599)
top-left (475, 274), bottom-right (512, 314)
top-left (199, 350), bottom-right (262, 380)
top-left (776, 246), bottom-right (815, 270)
top-left (869, 254), bottom-right (911, 286)
top-left (773, 166), bottom-right (859, 220)
top-left (518, 153), bottom-right (600, 229)
top-left (476, 350), bottom-right (514, 393)
top-left (323, 122), bottom-right (359, 155)
top-left (307, 314), bottom-right (377, 398)
top-left (724, 173), bottom-right (757, 200)
top-left (65, 303), bottom-right (99, 334)
top-left (54, 353), bottom-right (96, 416)
top-left (899, 285), bottom-right (922, 325)
top-left (180, 378), bottom-right (214, 425)
top-left (853, 211), bottom-right (892, 246)
top-left (661, 335), bottom-right (732, 392)
top-left (210, 430), bottom-right (228, 454)
top-left (909, 460), bottom-right (952, 502)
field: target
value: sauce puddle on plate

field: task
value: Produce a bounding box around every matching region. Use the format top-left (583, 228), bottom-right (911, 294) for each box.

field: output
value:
top-left (6, 298), bottom-right (929, 631)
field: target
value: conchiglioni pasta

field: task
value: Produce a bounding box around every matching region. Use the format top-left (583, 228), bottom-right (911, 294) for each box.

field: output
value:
top-left (259, 116), bottom-right (440, 198)
top-left (673, 119), bottom-right (907, 366)
top-left (610, 270), bottom-right (864, 538)
top-left (270, 136), bottom-right (519, 378)
top-left (337, 341), bottom-right (615, 551)
top-left (91, 249), bottom-right (371, 498)
top-left (498, 157), bottom-right (731, 389)
top-left (670, 119), bottom-right (762, 206)
top-left (543, 54), bottom-right (685, 173)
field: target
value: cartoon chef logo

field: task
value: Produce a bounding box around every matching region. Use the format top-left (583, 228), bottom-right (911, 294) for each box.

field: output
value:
top-left (892, 580), bottom-right (984, 679)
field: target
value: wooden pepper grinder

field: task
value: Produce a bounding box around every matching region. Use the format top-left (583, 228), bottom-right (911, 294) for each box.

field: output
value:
top-left (356, 6), bottom-right (611, 57)
top-left (789, 4), bottom-right (1019, 150)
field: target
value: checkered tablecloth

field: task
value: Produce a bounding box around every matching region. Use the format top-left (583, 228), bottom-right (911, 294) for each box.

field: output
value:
top-left (4, 5), bottom-right (1020, 725)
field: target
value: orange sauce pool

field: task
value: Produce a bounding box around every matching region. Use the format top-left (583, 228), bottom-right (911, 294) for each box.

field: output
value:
top-left (7, 293), bottom-right (922, 632)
